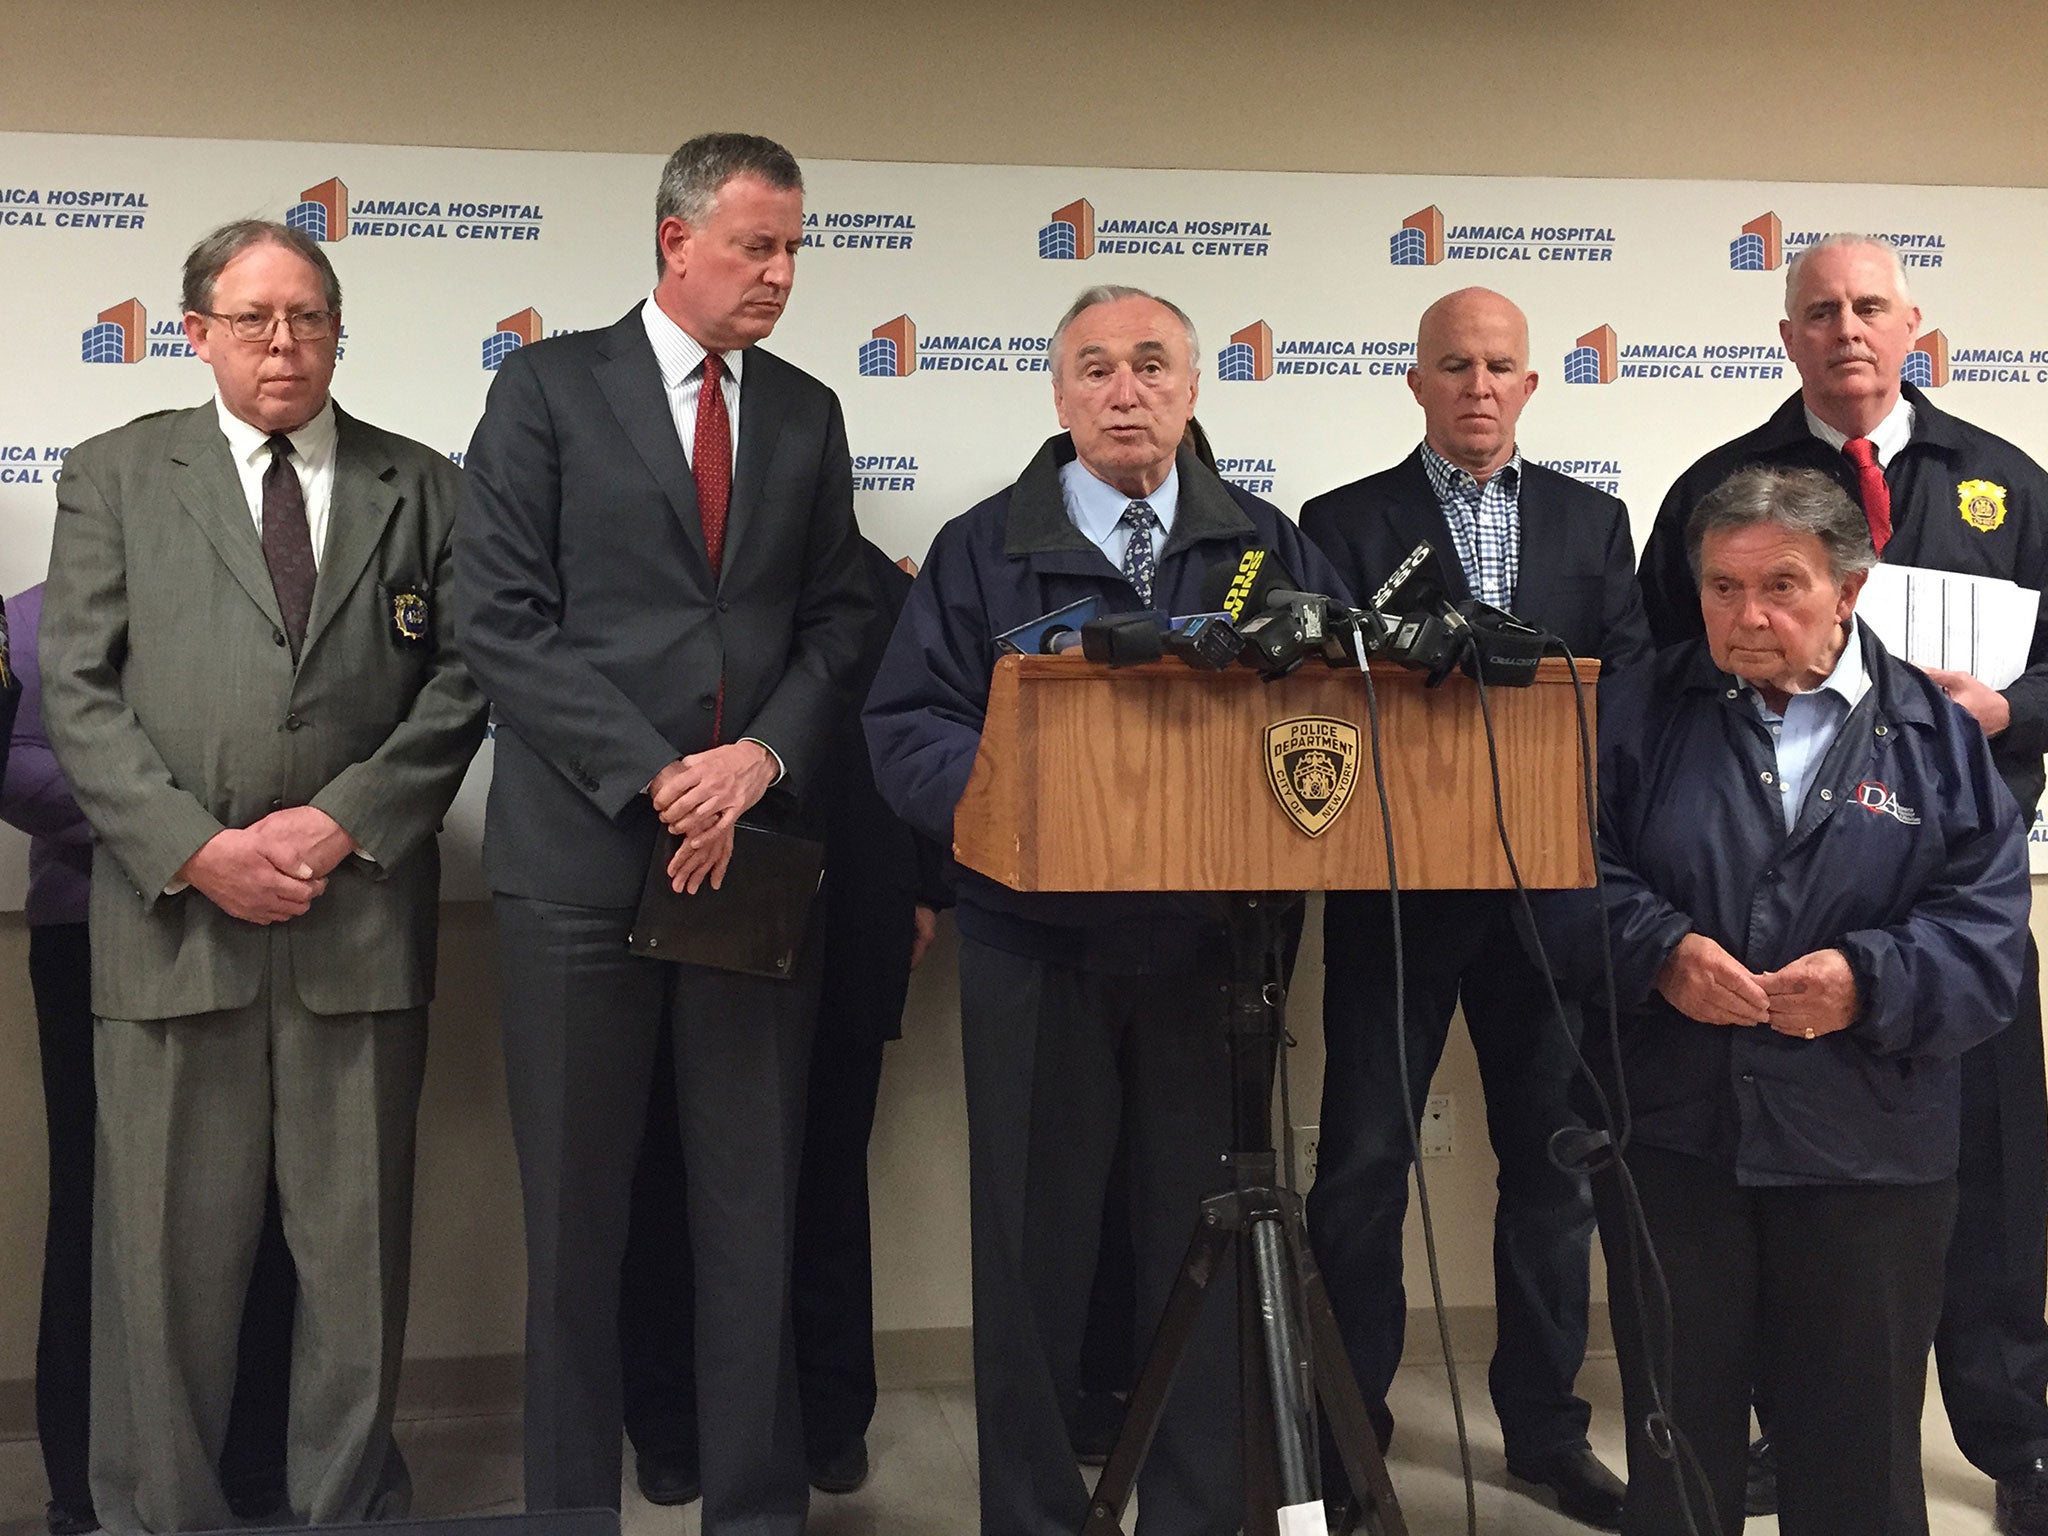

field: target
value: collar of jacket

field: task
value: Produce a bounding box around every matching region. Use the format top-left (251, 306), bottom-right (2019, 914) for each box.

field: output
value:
top-left (1752, 382), bottom-right (1969, 459)
top-left (1677, 618), bottom-right (1938, 735)
top-left (1002, 433), bottom-right (1255, 561)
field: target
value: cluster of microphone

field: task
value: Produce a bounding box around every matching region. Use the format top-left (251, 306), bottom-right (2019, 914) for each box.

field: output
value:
top-left (997, 542), bottom-right (1554, 688)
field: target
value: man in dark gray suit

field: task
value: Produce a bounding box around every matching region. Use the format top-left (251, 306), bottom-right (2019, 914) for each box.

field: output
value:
top-left (39, 220), bottom-right (485, 1533)
top-left (453, 132), bottom-right (868, 1534)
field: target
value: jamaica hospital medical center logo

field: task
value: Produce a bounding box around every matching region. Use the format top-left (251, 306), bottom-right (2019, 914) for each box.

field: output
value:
top-left (1389, 205), bottom-right (1615, 265)
top-left (857, 315), bottom-right (1051, 376)
top-left (1728, 212), bottom-right (1946, 271)
top-left (1215, 321), bottom-right (1415, 381)
top-left (285, 176), bottom-right (543, 242)
top-left (1563, 325), bottom-right (1785, 384)
top-left (1901, 330), bottom-right (2048, 388)
top-left (1035, 198), bottom-right (1272, 259)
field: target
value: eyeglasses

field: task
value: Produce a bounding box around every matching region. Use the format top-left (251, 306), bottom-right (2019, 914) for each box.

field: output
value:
top-left (202, 309), bottom-right (337, 343)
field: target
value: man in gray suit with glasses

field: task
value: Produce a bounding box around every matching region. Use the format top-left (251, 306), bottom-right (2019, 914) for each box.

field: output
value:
top-left (39, 218), bottom-right (485, 1534)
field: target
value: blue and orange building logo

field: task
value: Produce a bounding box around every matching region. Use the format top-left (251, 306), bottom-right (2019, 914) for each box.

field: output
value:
top-left (859, 315), bottom-right (918, 377)
top-left (1038, 200), bottom-right (1095, 261)
top-left (80, 298), bottom-right (144, 364)
top-left (286, 178), bottom-right (349, 242)
top-left (483, 308), bottom-right (543, 370)
top-left (1730, 212), bottom-right (1784, 271)
top-left (1905, 329), bottom-right (1950, 387)
top-left (1565, 325), bottom-right (1618, 385)
top-left (1390, 206), bottom-right (1446, 266)
top-left (1218, 321), bottom-right (1275, 382)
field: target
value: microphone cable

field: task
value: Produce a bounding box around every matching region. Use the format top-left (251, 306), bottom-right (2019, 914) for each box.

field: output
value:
top-left (1466, 650), bottom-right (1723, 1536)
top-left (1350, 623), bottom-right (1478, 1536)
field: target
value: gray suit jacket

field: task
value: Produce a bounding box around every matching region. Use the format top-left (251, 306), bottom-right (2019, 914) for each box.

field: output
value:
top-left (453, 304), bottom-right (870, 907)
top-left (39, 402), bottom-right (486, 1021)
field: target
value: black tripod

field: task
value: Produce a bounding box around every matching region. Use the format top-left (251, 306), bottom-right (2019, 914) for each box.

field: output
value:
top-left (1082, 893), bottom-right (1408, 1536)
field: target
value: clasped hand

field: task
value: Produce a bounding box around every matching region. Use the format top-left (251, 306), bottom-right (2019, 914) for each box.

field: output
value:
top-left (651, 741), bottom-right (777, 895)
top-left (175, 806), bottom-right (358, 924)
top-left (1653, 933), bottom-right (1857, 1038)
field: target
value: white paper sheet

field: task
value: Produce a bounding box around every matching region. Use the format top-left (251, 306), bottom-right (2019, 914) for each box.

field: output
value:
top-left (1856, 563), bottom-right (2039, 690)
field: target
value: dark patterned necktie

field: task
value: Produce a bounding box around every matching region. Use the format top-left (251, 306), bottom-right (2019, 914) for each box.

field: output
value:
top-left (1843, 437), bottom-right (1893, 553)
top-left (1120, 500), bottom-right (1160, 606)
top-left (262, 433), bottom-right (316, 657)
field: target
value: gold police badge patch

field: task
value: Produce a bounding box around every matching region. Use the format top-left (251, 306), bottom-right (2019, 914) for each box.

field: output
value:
top-left (391, 589), bottom-right (430, 645)
top-left (1265, 715), bottom-right (1360, 837)
top-left (1958, 479), bottom-right (2009, 533)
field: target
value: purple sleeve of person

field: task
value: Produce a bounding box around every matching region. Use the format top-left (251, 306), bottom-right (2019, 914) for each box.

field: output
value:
top-left (1, 584), bottom-right (93, 926)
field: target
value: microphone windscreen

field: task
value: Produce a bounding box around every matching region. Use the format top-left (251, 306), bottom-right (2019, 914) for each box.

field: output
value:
top-left (1199, 547), bottom-right (1301, 621)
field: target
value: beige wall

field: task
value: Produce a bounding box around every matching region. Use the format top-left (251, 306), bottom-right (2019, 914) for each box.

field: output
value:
top-left (3, 0), bottom-right (2046, 1389)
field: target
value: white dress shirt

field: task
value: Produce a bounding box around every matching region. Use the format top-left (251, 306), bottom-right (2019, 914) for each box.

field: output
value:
top-left (1804, 393), bottom-right (1915, 469)
top-left (635, 294), bottom-right (783, 785)
top-left (214, 394), bottom-right (338, 566)
top-left (641, 293), bottom-right (743, 465)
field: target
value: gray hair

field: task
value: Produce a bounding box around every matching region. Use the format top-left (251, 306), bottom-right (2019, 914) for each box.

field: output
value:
top-left (653, 132), bottom-right (804, 274)
top-left (180, 219), bottom-right (340, 315)
top-left (1686, 465), bottom-right (1878, 584)
top-left (1048, 285), bottom-right (1202, 376)
top-left (1784, 232), bottom-right (1913, 319)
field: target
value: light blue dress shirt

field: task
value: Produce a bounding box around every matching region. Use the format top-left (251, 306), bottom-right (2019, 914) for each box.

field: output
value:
top-left (1059, 458), bottom-right (1179, 576)
top-left (1744, 618), bottom-right (1870, 832)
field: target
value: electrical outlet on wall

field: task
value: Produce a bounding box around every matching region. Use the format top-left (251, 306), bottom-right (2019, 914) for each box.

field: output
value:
top-left (1420, 1094), bottom-right (1454, 1158)
top-left (1293, 1126), bottom-right (1320, 1191)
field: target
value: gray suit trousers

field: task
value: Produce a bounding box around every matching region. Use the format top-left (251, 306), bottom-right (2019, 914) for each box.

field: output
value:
top-left (89, 931), bottom-right (424, 1534)
top-left (494, 895), bottom-right (817, 1536)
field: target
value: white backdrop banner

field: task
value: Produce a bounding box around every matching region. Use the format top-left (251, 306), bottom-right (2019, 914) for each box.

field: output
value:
top-left (5, 131), bottom-right (2048, 905)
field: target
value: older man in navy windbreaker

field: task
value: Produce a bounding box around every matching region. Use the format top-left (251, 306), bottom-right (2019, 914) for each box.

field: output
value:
top-left (866, 284), bottom-right (1346, 1536)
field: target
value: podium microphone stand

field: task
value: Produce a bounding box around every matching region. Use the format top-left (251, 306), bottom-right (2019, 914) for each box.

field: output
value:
top-left (951, 653), bottom-right (1595, 1536)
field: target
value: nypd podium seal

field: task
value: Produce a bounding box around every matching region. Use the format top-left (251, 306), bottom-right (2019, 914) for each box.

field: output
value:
top-left (1265, 715), bottom-right (1360, 837)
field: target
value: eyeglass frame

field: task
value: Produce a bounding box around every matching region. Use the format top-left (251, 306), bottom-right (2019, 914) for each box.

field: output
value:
top-left (197, 308), bottom-right (339, 344)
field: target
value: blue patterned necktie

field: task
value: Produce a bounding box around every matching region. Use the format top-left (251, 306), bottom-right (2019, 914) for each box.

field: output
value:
top-left (1119, 500), bottom-right (1161, 606)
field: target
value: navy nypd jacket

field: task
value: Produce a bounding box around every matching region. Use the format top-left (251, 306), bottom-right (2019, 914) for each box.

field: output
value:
top-left (1566, 623), bottom-right (2028, 1186)
top-left (863, 434), bottom-right (1349, 972)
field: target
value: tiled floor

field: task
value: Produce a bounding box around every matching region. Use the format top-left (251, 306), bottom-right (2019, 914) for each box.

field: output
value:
top-left (0, 1353), bottom-right (2008, 1534)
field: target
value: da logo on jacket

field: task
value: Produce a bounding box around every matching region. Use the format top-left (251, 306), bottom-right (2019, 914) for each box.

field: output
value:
top-left (1266, 716), bottom-right (1360, 837)
top-left (1958, 479), bottom-right (2009, 533)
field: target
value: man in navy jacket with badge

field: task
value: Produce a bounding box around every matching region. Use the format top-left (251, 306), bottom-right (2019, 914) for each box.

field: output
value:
top-left (1637, 232), bottom-right (2048, 1536)
top-left (867, 285), bottom-right (1345, 1536)
top-left (1299, 287), bottom-right (1649, 1530)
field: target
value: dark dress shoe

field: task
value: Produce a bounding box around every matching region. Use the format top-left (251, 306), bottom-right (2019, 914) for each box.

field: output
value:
top-left (1506, 1446), bottom-right (1626, 1531)
top-left (1999, 1457), bottom-right (2048, 1536)
top-left (1746, 1435), bottom-right (1779, 1517)
top-left (634, 1451), bottom-right (701, 1506)
top-left (810, 1436), bottom-right (870, 1494)
top-left (46, 1501), bottom-right (98, 1536)
top-left (1068, 1387), bottom-right (1128, 1467)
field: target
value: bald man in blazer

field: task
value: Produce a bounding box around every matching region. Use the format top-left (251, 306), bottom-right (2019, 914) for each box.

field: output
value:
top-left (39, 219), bottom-right (484, 1534)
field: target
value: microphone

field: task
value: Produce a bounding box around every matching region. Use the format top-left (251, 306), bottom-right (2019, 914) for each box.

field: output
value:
top-left (1199, 547), bottom-right (1302, 623)
top-left (1080, 614), bottom-right (1167, 666)
top-left (995, 595), bottom-right (1104, 656)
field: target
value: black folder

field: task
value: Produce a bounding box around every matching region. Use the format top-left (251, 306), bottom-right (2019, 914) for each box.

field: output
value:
top-left (628, 823), bottom-right (824, 980)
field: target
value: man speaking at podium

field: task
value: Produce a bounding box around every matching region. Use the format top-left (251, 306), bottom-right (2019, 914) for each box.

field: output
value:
top-left (1300, 287), bottom-right (1649, 1529)
top-left (866, 284), bottom-right (1343, 1536)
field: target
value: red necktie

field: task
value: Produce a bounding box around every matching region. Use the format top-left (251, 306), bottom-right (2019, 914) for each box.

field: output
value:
top-left (693, 352), bottom-right (731, 740)
top-left (694, 351), bottom-right (731, 575)
top-left (1843, 437), bottom-right (1892, 554)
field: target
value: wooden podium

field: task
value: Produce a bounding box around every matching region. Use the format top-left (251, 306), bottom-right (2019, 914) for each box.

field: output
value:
top-left (954, 653), bottom-right (1595, 892)
top-left (952, 651), bottom-right (1598, 1536)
